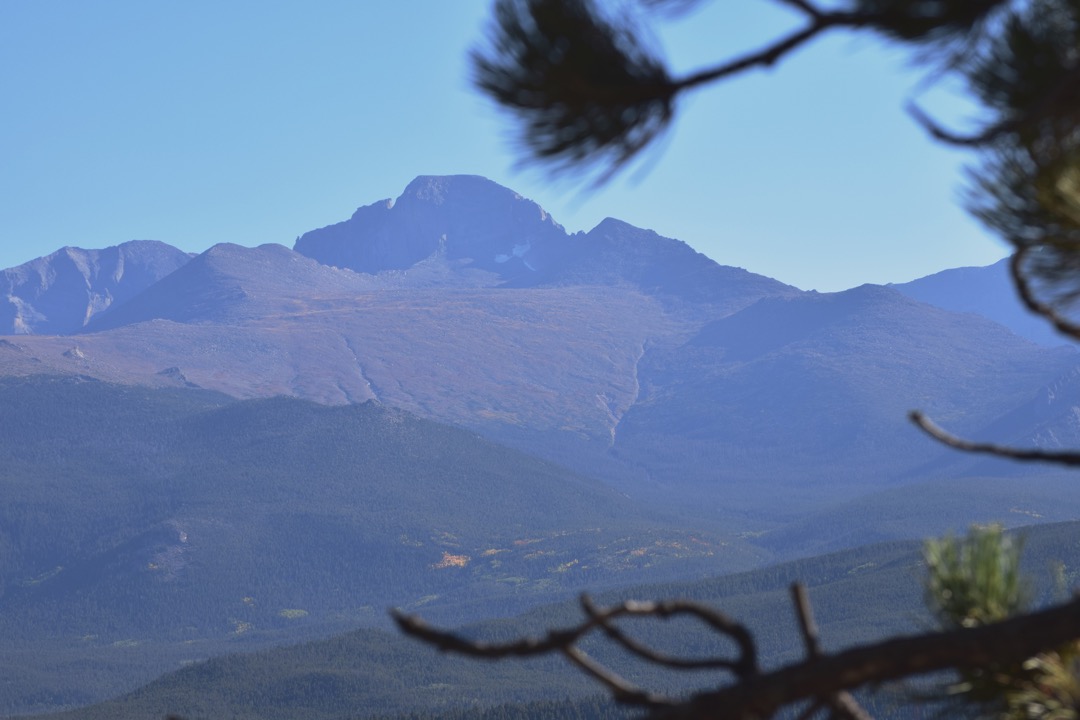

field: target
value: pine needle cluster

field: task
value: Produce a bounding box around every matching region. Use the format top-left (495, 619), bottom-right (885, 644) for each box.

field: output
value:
top-left (924, 526), bottom-right (1080, 719)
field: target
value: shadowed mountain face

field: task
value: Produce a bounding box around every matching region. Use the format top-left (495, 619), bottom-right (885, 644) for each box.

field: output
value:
top-left (295, 175), bottom-right (571, 281)
top-left (0, 240), bottom-right (191, 335)
top-left (294, 175), bottom-right (798, 311)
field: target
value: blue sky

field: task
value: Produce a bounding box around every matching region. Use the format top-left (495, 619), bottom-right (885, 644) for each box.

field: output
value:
top-left (1, 1), bottom-right (1007, 291)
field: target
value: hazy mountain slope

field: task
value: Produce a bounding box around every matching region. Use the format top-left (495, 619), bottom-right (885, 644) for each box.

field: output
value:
top-left (536, 216), bottom-right (800, 312)
top-left (0, 376), bottom-right (760, 716)
top-left (611, 284), bottom-right (1080, 516)
top-left (891, 258), bottom-right (1069, 348)
top-left (758, 473), bottom-right (1080, 559)
top-left (43, 520), bottom-right (1080, 720)
top-left (83, 242), bottom-right (377, 330)
top-left (28, 539), bottom-right (928, 720)
top-left (0, 240), bottom-right (191, 335)
top-left (0, 288), bottom-right (683, 435)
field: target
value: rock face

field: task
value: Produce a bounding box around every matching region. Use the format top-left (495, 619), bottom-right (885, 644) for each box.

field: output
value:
top-left (295, 175), bottom-right (569, 281)
top-left (0, 240), bottom-right (192, 335)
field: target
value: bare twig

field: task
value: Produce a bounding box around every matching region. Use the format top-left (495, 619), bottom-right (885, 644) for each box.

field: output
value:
top-left (790, 583), bottom-right (873, 720)
top-left (769, 0), bottom-right (824, 19)
top-left (828, 693), bottom-right (876, 720)
top-left (906, 101), bottom-right (1018, 147)
top-left (909, 410), bottom-right (1080, 466)
top-left (580, 595), bottom-right (754, 672)
top-left (908, 51), bottom-right (1080, 148)
top-left (791, 583), bottom-right (822, 658)
top-left (394, 595), bottom-right (758, 674)
top-left (675, 11), bottom-right (866, 93)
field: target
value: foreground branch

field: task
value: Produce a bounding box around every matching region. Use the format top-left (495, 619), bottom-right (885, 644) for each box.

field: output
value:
top-left (395, 590), bottom-right (1080, 720)
top-left (665, 595), bottom-right (1080, 719)
top-left (393, 595), bottom-right (758, 709)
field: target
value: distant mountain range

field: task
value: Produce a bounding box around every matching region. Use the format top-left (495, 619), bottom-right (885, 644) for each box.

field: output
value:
top-left (890, 259), bottom-right (1070, 348)
top-left (4, 175), bottom-right (1080, 716)
top-left (2, 175), bottom-right (1077, 515)
top-left (0, 240), bottom-right (192, 335)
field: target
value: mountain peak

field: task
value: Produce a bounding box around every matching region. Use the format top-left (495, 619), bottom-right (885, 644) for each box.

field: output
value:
top-left (0, 240), bottom-right (192, 335)
top-left (294, 175), bottom-right (566, 278)
top-left (590, 217), bottom-right (642, 234)
top-left (397, 175), bottom-right (524, 208)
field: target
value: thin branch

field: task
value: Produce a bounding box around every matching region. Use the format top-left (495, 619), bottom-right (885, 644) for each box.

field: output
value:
top-left (909, 410), bottom-right (1080, 466)
top-left (909, 59), bottom-right (1080, 148)
top-left (828, 692), bottom-right (875, 720)
top-left (1009, 249), bottom-right (1080, 341)
top-left (395, 596), bottom-right (758, 676)
top-left (791, 584), bottom-right (873, 720)
top-left (659, 595), bottom-right (1080, 719)
top-left (580, 595), bottom-right (752, 672)
top-left (391, 609), bottom-right (591, 658)
top-left (906, 101), bottom-right (1017, 147)
top-left (791, 583), bottom-right (822, 658)
top-left (767, 0), bottom-right (824, 20)
top-left (675, 11), bottom-right (865, 93)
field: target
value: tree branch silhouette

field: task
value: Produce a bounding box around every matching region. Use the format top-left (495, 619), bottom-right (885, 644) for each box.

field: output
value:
top-left (394, 587), bottom-right (1080, 719)
top-left (909, 410), bottom-right (1080, 467)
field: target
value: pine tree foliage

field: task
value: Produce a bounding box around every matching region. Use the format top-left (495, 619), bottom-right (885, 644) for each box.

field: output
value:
top-left (924, 526), bottom-right (1080, 720)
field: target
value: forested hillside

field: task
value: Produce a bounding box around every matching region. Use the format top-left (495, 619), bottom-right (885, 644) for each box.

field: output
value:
top-left (31, 520), bottom-right (1080, 720)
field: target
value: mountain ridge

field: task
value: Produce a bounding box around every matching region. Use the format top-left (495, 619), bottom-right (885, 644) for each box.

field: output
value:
top-left (0, 240), bottom-right (192, 335)
top-left (1, 175), bottom-right (1076, 518)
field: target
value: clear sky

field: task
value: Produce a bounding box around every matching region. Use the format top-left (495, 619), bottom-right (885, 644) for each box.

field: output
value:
top-left (0, 1), bottom-right (1008, 292)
